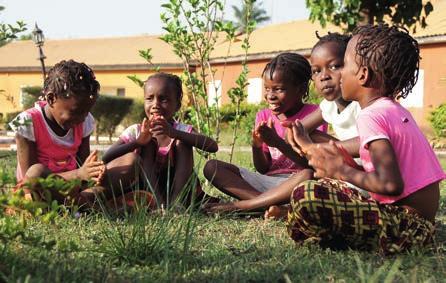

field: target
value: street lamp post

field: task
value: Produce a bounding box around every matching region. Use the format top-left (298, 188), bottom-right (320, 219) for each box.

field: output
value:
top-left (32, 23), bottom-right (46, 81)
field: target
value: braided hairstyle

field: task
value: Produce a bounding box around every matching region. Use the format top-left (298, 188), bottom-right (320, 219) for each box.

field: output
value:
top-left (144, 72), bottom-right (183, 107)
top-left (43, 60), bottom-right (100, 100)
top-left (352, 24), bottom-right (420, 99)
top-left (312, 31), bottom-right (351, 58)
top-left (262, 52), bottom-right (312, 100)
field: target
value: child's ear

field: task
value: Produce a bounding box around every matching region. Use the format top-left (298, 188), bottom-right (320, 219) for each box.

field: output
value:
top-left (358, 66), bottom-right (371, 86)
top-left (46, 93), bottom-right (57, 106)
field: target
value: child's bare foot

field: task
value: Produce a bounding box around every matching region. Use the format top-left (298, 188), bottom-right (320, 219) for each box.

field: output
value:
top-left (264, 205), bottom-right (289, 220)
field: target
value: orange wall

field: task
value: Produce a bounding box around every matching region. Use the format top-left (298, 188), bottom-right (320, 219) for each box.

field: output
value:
top-left (208, 43), bottom-right (446, 135)
top-left (415, 42), bottom-right (446, 135)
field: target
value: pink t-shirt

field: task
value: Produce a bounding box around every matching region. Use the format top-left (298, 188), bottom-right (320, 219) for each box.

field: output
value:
top-left (356, 97), bottom-right (446, 204)
top-left (119, 122), bottom-right (193, 168)
top-left (255, 104), bottom-right (327, 175)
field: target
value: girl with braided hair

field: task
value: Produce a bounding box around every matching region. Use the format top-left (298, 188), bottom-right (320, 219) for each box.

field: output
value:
top-left (10, 60), bottom-right (137, 206)
top-left (203, 33), bottom-right (363, 215)
top-left (203, 52), bottom-right (327, 211)
top-left (103, 72), bottom-right (218, 208)
top-left (286, 24), bottom-right (446, 254)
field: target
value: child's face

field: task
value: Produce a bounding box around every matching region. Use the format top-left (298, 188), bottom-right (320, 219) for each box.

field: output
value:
top-left (263, 70), bottom-right (304, 117)
top-left (341, 35), bottom-right (361, 102)
top-left (49, 93), bottom-right (96, 130)
top-left (310, 42), bottom-right (343, 102)
top-left (144, 77), bottom-right (179, 121)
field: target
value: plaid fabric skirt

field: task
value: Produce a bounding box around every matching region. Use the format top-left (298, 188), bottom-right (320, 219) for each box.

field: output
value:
top-left (286, 179), bottom-right (434, 255)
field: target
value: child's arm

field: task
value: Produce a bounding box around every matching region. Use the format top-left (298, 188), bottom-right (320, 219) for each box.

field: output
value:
top-left (76, 136), bottom-right (91, 164)
top-left (15, 134), bottom-right (38, 176)
top-left (257, 119), bottom-right (308, 167)
top-left (252, 125), bottom-right (272, 174)
top-left (151, 116), bottom-right (218, 153)
top-left (307, 140), bottom-right (404, 196)
top-left (300, 108), bottom-right (325, 133)
top-left (102, 118), bottom-right (154, 163)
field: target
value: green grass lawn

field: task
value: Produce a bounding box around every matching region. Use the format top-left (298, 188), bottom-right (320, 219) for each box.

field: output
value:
top-left (0, 152), bottom-right (445, 282)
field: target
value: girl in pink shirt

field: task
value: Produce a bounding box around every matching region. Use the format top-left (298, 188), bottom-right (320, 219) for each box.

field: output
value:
top-left (11, 60), bottom-right (137, 206)
top-left (102, 73), bottom-right (218, 208)
top-left (286, 24), bottom-right (445, 254)
top-left (203, 53), bottom-right (326, 208)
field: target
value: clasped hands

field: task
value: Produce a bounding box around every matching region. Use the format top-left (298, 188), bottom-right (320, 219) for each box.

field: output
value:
top-left (136, 115), bottom-right (176, 146)
top-left (282, 120), bottom-right (349, 179)
top-left (252, 117), bottom-right (284, 149)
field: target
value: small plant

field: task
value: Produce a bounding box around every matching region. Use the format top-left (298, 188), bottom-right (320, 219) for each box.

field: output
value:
top-left (227, 0), bottom-right (255, 162)
top-left (430, 103), bottom-right (446, 138)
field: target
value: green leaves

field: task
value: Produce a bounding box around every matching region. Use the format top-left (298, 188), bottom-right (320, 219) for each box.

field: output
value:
top-left (306, 0), bottom-right (435, 32)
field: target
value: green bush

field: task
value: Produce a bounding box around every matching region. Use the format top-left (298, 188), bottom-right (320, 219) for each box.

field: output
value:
top-left (91, 95), bottom-right (133, 143)
top-left (219, 102), bottom-right (265, 123)
top-left (121, 98), bottom-right (145, 128)
top-left (21, 86), bottom-right (42, 109)
top-left (430, 104), bottom-right (446, 137)
top-left (2, 111), bottom-right (21, 131)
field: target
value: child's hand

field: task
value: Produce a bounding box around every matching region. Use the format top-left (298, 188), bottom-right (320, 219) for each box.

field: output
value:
top-left (252, 126), bottom-right (263, 148)
top-left (286, 120), bottom-right (313, 156)
top-left (151, 116), bottom-right (176, 138)
top-left (257, 118), bottom-right (282, 148)
top-left (78, 150), bottom-right (106, 182)
top-left (306, 141), bottom-right (345, 179)
top-left (136, 118), bottom-right (153, 145)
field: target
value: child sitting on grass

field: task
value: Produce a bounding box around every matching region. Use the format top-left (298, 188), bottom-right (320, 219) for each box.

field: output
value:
top-left (203, 53), bottom-right (326, 210)
top-left (204, 33), bottom-right (362, 215)
top-left (286, 24), bottom-right (446, 254)
top-left (102, 73), bottom-right (218, 208)
top-left (10, 60), bottom-right (137, 206)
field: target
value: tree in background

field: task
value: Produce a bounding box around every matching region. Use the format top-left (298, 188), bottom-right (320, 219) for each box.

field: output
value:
top-left (0, 6), bottom-right (26, 46)
top-left (232, 0), bottom-right (270, 33)
top-left (306, 0), bottom-right (434, 32)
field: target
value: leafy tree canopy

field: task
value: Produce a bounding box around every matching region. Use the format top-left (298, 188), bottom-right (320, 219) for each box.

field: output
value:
top-left (306, 0), bottom-right (434, 32)
top-left (0, 5), bottom-right (27, 46)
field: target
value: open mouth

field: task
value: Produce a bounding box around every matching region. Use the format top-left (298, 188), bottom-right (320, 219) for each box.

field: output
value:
top-left (268, 103), bottom-right (281, 111)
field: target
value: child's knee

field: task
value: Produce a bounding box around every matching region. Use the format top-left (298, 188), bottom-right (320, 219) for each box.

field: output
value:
top-left (300, 168), bottom-right (314, 180)
top-left (25, 163), bottom-right (50, 179)
top-left (203, 159), bottom-right (219, 180)
top-left (290, 180), bottom-right (317, 208)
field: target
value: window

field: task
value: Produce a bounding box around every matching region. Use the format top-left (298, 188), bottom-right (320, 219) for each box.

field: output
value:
top-left (247, 78), bottom-right (263, 104)
top-left (117, 88), bottom-right (126, 97)
top-left (400, 69), bottom-right (424, 108)
top-left (207, 80), bottom-right (222, 106)
top-left (101, 86), bottom-right (125, 96)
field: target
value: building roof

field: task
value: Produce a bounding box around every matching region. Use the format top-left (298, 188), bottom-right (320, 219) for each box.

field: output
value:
top-left (210, 0), bottom-right (446, 61)
top-left (0, 0), bottom-right (445, 70)
top-left (0, 35), bottom-right (183, 71)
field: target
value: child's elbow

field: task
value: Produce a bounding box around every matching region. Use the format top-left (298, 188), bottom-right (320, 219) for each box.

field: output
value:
top-left (208, 142), bottom-right (218, 153)
top-left (383, 180), bottom-right (404, 196)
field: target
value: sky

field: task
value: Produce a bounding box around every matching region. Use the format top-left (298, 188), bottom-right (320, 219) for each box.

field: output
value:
top-left (0, 0), bottom-right (309, 39)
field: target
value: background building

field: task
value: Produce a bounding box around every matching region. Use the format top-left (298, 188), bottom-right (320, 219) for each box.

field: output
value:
top-left (0, 1), bottom-right (445, 134)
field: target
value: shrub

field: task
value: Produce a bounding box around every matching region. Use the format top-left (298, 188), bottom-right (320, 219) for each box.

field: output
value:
top-left (121, 98), bottom-right (145, 128)
top-left (21, 86), bottom-right (42, 109)
top-left (219, 102), bottom-right (265, 123)
top-left (91, 95), bottom-right (133, 143)
top-left (430, 103), bottom-right (446, 137)
top-left (2, 111), bottom-right (21, 131)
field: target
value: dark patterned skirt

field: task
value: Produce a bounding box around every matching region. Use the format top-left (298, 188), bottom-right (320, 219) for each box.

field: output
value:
top-left (286, 179), bottom-right (434, 255)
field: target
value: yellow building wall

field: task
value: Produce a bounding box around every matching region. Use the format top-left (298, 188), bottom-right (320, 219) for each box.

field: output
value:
top-left (0, 72), bottom-right (44, 114)
top-left (0, 69), bottom-right (184, 116)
